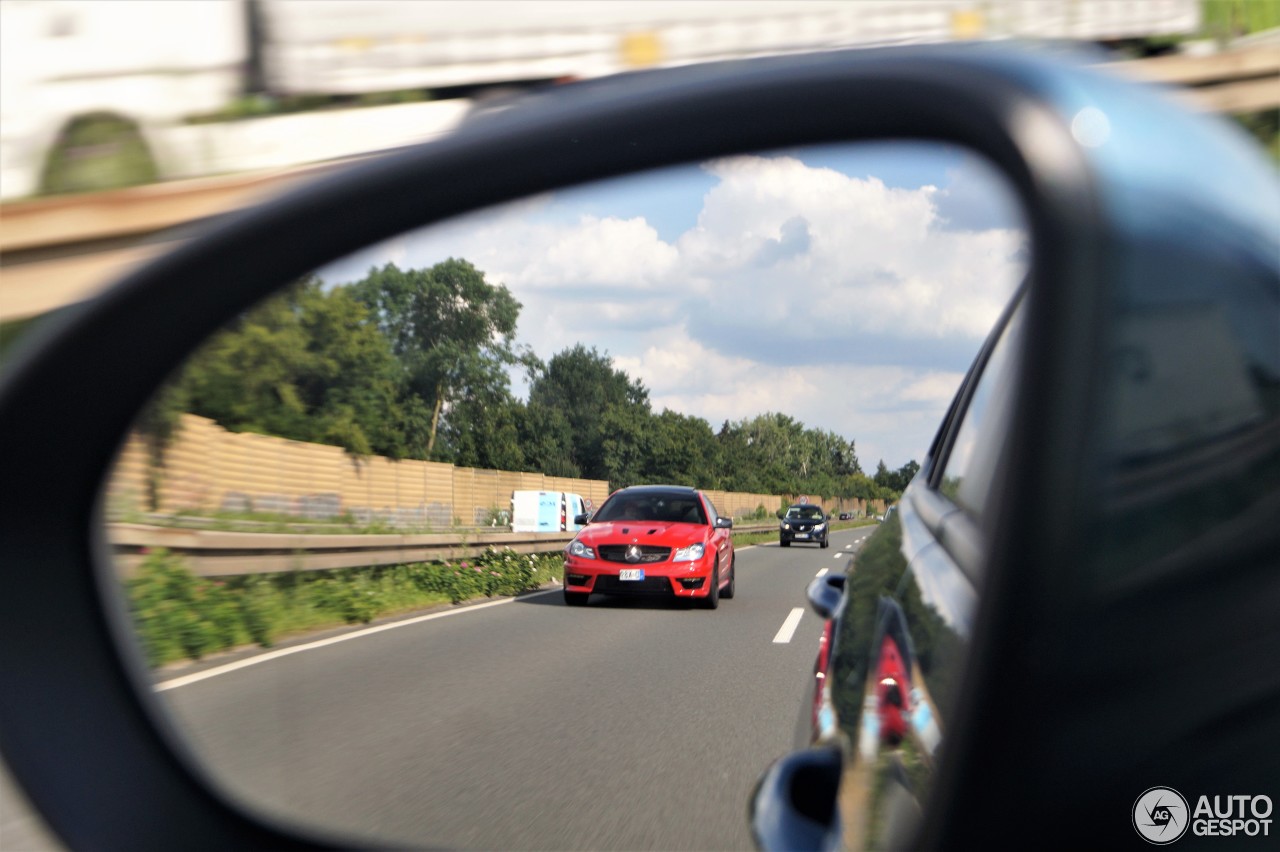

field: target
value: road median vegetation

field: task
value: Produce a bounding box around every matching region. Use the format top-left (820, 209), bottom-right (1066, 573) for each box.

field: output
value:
top-left (127, 546), bottom-right (565, 667)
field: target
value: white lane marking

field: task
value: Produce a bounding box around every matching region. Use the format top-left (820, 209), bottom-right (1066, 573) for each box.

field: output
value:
top-left (815, 568), bottom-right (829, 577)
top-left (156, 588), bottom-right (562, 691)
top-left (832, 552), bottom-right (844, 559)
top-left (772, 608), bottom-right (805, 644)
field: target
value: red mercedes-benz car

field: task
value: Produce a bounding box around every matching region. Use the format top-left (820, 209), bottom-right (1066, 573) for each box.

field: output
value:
top-left (562, 485), bottom-right (736, 609)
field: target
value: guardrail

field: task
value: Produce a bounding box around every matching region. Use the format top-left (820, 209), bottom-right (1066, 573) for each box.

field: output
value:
top-left (108, 522), bottom-right (783, 576)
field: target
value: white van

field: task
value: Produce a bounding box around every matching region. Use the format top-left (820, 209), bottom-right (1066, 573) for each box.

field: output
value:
top-left (510, 491), bottom-right (588, 533)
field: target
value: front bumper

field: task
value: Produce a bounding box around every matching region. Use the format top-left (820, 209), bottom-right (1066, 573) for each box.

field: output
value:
top-left (564, 554), bottom-right (716, 598)
top-left (780, 529), bottom-right (827, 544)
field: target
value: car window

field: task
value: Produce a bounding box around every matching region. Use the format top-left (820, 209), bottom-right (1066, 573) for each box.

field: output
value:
top-left (702, 495), bottom-right (720, 525)
top-left (594, 493), bottom-right (705, 523)
top-left (938, 299), bottom-right (1025, 518)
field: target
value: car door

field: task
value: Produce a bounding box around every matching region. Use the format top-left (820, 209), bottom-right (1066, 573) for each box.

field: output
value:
top-left (759, 288), bottom-right (1026, 849)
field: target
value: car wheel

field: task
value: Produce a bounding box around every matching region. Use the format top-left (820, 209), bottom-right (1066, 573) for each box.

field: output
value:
top-left (721, 556), bottom-right (736, 600)
top-left (820, 538), bottom-right (829, 549)
top-left (564, 591), bottom-right (589, 607)
top-left (701, 566), bottom-right (720, 609)
top-left (780, 539), bottom-right (790, 547)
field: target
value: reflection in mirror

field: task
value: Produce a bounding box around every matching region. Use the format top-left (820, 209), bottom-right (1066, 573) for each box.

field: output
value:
top-left (103, 142), bottom-right (1026, 848)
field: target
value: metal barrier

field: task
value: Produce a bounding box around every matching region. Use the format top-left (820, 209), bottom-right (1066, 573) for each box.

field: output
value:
top-left (108, 522), bottom-right (782, 576)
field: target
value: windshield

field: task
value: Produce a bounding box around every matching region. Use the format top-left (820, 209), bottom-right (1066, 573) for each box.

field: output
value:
top-left (594, 492), bottom-right (707, 524)
top-left (786, 506), bottom-right (825, 520)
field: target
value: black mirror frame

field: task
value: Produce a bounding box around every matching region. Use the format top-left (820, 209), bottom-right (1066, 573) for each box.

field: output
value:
top-left (0, 45), bottom-right (1107, 848)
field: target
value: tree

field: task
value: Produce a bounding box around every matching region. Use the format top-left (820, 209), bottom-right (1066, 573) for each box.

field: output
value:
top-left (644, 410), bottom-right (719, 487)
top-left (351, 259), bottom-right (533, 459)
top-left (134, 382), bottom-right (187, 511)
top-left (528, 344), bottom-right (649, 479)
top-left (873, 458), bottom-right (921, 494)
top-left (518, 401), bottom-right (580, 478)
top-left (180, 278), bottom-right (419, 458)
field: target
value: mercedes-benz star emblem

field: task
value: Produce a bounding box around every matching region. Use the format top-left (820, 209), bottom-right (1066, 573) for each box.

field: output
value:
top-left (625, 545), bottom-right (642, 563)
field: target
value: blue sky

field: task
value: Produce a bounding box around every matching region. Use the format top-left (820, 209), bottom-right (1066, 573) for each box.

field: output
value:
top-left (320, 141), bottom-right (1026, 468)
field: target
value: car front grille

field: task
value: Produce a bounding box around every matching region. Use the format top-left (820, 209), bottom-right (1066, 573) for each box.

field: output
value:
top-left (597, 545), bottom-right (671, 564)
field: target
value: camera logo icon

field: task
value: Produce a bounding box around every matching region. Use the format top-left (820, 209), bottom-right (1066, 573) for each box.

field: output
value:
top-left (1134, 787), bottom-right (1190, 844)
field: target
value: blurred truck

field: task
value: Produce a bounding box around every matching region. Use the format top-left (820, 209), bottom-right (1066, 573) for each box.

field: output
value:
top-left (1, 0), bottom-right (1200, 199)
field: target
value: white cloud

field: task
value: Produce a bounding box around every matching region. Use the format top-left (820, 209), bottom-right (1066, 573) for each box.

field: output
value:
top-left (333, 148), bottom-right (1027, 466)
top-left (522, 216), bottom-right (678, 288)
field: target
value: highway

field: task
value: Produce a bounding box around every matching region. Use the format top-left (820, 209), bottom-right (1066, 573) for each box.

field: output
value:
top-left (150, 526), bottom-right (877, 850)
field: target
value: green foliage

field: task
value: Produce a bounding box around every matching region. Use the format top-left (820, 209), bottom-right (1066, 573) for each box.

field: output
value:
top-left (178, 277), bottom-right (423, 458)
top-left (39, 113), bottom-right (157, 195)
top-left (126, 550), bottom-right (247, 666)
top-left (1201, 0), bottom-right (1280, 39)
top-left (873, 458), bottom-right (920, 496)
top-left (352, 259), bottom-right (535, 460)
top-left (125, 548), bottom-right (564, 666)
top-left (528, 344), bottom-right (650, 480)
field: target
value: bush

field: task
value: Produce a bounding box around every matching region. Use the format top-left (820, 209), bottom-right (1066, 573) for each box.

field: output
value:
top-left (238, 575), bottom-right (283, 646)
top-left (125, 547), bottom-right (567, 667)
top-left (127, 549), bottom-right (246, 666)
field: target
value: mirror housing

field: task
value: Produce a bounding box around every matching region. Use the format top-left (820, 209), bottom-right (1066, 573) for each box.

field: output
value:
top-left (5, 41), bottom-right (1275, 852)
top-left (0, 46), bottom-right (1097, 847)
top-left (806, 575), bottom-right (846, 620)
top-left (750, 745), bottom-right (842, 852)
top-left (715, 517), bottom-right (734, 529)
top-left (573, 512), bottom-right (590, 525)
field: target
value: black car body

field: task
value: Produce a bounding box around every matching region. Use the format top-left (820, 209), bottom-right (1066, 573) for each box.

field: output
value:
top-left (779, 504), bottom-right (829, 548)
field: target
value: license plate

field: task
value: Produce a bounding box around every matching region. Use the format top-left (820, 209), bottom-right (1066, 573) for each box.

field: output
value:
top-left (796, 533), bottom-right (809, 539)
top-left (618, 569), bottom-right (645, 581)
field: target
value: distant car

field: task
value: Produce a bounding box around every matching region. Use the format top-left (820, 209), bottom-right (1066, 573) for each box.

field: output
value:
top-left (838, 512), bottom-right (852, 521)
top-left (779, 503), bottom-right (829, 548)
top-left (562, 485), bottom-right (735, 608)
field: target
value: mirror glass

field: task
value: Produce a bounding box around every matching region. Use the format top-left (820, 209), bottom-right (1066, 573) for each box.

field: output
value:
top-left (103, 141), bottom-right (1026, 848)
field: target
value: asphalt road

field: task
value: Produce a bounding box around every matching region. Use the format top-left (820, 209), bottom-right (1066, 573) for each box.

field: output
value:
top-left (143, 526), bottom-right (877, 850)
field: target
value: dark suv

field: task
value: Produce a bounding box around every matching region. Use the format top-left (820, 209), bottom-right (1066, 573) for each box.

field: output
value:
top-left (779, 504), bottom-right (829, 548)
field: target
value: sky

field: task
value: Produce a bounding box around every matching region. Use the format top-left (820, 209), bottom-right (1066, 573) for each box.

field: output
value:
top-left (319, 141), bottom-right (1027, 469)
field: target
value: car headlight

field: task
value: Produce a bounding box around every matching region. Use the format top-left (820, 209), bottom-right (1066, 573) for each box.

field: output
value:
top-left (673, 543), bottom-right (705, 562)
top-left (813, 522), bottom-right (826, 531)
top-left (567, 540), bottom-right (596, 559)
top-left (781, 523), bottom-right (790, 530)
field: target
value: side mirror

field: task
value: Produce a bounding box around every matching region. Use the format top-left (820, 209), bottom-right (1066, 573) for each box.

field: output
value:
top-left (573, 512), bottom-right (590, 525)
top-left (806, 575), bottom-right (846, 620)
top-left (750, 745), bottom-right (842, 852)
top-left (715, 517), bottom-right (733, 529)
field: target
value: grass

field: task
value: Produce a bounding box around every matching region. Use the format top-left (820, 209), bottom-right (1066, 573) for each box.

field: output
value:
top-left (128, 547), bottom-right (566, 668)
